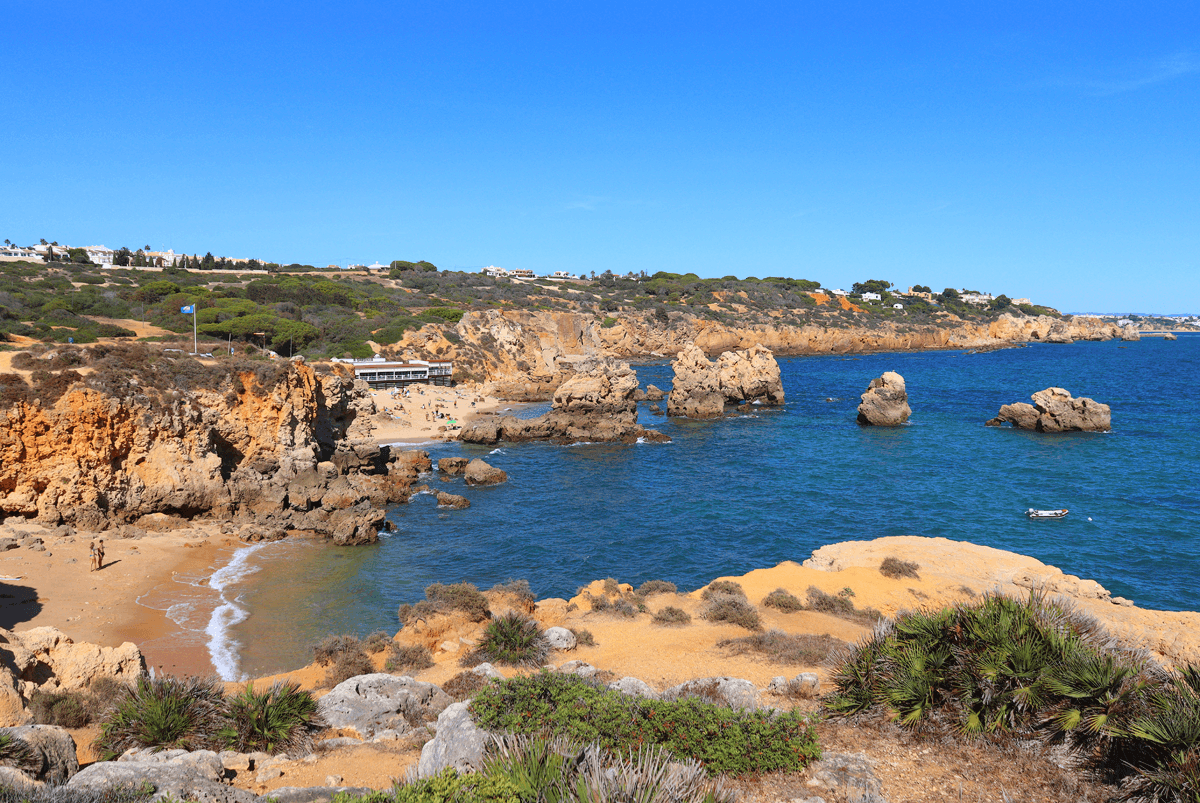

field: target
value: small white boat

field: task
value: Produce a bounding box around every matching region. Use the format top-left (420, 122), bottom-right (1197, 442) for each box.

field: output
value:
top-left (1026, 508), bottom-right (1069, 520)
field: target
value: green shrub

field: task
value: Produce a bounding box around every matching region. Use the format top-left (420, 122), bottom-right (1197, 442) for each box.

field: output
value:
top-left (701, 595), bottom-right (761, 631)
top-left (761, 588), bottom-right (804, 613)
top-left (879, 557), bottom-right (920, 579)
top-left (701, 581), bottom-right (745, 600)
top-left (470, 672), bottom-right (820, 776)
top-left (652, 606), bottom-right (692, 626)
top-left (95, 676), bottom-right (228, 759)
top-left (221, 681), bottom-right (322, 754)
top-left (386, 644), bottom-right (435, 673)
top-left (601, 316), bottom-right (618, 328)
top-left (718, 630), bottom-right (844, 665)
top-left (636, 580), bottom-right (677, 597)
top-left (468, 613), bottom-right (549, 667)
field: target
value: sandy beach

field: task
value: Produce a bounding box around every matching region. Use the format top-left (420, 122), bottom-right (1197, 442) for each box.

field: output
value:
top-left (365, 382), bottom-right (515, 442)
top-left (0, 520), bottom-right (241, 676)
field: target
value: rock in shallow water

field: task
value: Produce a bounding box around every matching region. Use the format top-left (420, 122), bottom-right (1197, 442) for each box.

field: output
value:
top-left (856, 371), bottom-right (911, 426)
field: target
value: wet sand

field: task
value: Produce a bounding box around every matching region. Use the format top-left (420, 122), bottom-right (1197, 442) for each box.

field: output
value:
top-left (1, 520), bottom-right (239, 677)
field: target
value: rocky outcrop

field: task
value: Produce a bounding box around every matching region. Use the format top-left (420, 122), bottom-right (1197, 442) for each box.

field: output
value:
top-left (1, 626), bottom-right (145, 726)
top-left (643, 384), bottom-right (665, 401)
top-left (435, 492), bottom-right (469, 509)
top-left (856, 372), bottom-right (911, 426)
top-left (417, 701), bottom-right (488, 778)
top-left (667, 344), bottom-right (783, 419)
top-left (985, 388), bottom-right (1111, 432)
top-left (463, 459), bottom-right (507, 486)
top-left (460, 360), bottom-right (667, 445)
top-left (1121, 325), bottom-right (1141, 342)
top-left (67, 748), bottom-right (259, 803)
top-left (2, 725), bottom-right (78, 783)
top-left (437, 457), bottom-right (468, 475)
top-left (317, 673), bottom-right (451, 740)
top-left (661, 677), bottom-right (759, 711)
top-left (0, 352), bottom-right (430, 545)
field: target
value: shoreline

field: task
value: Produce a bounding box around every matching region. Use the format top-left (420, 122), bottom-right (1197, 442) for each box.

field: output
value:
top-left (0, 521), bottom-right (238, 677)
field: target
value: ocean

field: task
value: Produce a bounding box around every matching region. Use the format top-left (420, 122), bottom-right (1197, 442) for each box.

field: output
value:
top-left (153, 336), bottom-right (1199, 680)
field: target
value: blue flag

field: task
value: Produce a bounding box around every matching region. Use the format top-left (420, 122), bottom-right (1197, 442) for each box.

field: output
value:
top-left (180, 305), bottom-right (195, 313)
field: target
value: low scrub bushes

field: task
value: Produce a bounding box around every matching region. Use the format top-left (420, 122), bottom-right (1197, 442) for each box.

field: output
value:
top-left (442, 671), bottom-right (494, 702)
top-left (761, 588), bottom-right (804, 613)
top-left (93, 676), bottom-right (323, 760)
top-left (569, 628), bottom-right (596, 646)
top-left (470, 672), bottom-right (820, 776)
top-left (718, 630), bottom-right (844, 665)
top-left (826, 591), bottom-right (1200, 802)
top-left (465, 612), bottom-right (549, 667)
top-left (804, 586), bottom-right (881, 625)
top-left (28, 676), bottom-right (126, 728)
top-left (313, 634), bottom-right (375, 687)
top-left (362, 631), bottom-right (393, 653)
top-left (700, 594), bottom-right (761, 631)
top-left (386, 643), bottom-right (435, 673)
top-left (0, 786), bottom-right (155, 803)
top-left (879, 556), bottom-right (920, 579)
top-left (399, 582), bottom-right (492, 626)
top-left (637, 579), bottom-right (677, 597)
top-left (651, 606), bottom-right (692, 626)
top-left (701, 581), bottom-right (745, 600)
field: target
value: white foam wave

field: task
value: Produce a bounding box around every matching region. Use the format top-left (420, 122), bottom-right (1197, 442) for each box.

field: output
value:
top-left (204, 544), bottom-right (267, 681)
top-left (488, 448), bottom-right (507, 455)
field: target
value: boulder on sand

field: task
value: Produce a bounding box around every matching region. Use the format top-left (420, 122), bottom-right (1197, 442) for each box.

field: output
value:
top-left (856, 372), bottom-right (911, 426)
top-left (985, 387), bottom-right (1111, 432)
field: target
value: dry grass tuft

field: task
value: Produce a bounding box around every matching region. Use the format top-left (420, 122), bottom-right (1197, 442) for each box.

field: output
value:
top-left (701, 594), bottom-right (762, 631)
top-left (880, 556), bottom-right (921, 579)
top-left (651, 606), bottom-right (693, 626)
top-left (718, 629), bottom-right (845, 665)
top-left (701, 580), bottom-right (746, 600)
top-left (762, 588), bottom-right (804, 613)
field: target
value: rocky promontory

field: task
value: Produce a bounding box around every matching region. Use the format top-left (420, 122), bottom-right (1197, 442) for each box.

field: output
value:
top-left (460, 358), bottom-right (668, 445)
top-left (666, 343), bottom-right (784, 418)
top-left (985, 387), bottom-right (1112, 432)
top-left (0, 345), bottom-right (430, 545)
top-left (856, 371), bottom-right (911, 426)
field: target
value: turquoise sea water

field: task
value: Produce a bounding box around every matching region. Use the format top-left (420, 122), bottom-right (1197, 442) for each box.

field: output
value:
top-left (218, 336), bottom-right (1198, 679)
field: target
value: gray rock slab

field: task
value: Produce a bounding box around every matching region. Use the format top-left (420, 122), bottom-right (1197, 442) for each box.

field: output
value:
top-left (317, 673), bottom-right (451, 739)
top-left (661, 677), bottom-right (758, 710)
top-left (68, 753), bottom-right (259, 803)
top-left (607, 677), bottom-right (658, 699)
top-left (558, 660), bottom-right (597, 677)
top-left (270, 787), bottom-right (375, 803)
top-left (417, 701), bottom-right (488, 778)
top-left (0, 766), bottom-right (40, 792)
top-left (470, 663), bottom-right (503, 679)
top-left (4, 724), bottom-right (79, 783)
top-left (543, 626), bottom-right (577, 650)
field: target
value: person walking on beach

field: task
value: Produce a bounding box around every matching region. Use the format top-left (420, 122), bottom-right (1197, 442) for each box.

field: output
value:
top-left (96, 539), bottom-right (105, 571)
top-left (88, 541), bottom-right (99, 572)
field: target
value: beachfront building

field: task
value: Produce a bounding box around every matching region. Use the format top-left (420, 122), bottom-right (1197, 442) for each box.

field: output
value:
top-left (960, 292), bottom-right (995, 306)
top-left (146, 249), bottom-right (180, 267)
top-left (0, 246), bottom-right (42, 262)
top-left (85, 245), bottom-right (115, 265)
top-left (862, 292), bottom-right (882, 302)
top-left (332, 355), bottom-right (454, 388)
top-left (829, 288), bottom-right (848, 296)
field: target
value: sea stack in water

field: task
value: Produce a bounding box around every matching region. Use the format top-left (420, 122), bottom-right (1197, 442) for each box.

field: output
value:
top-left (985, 387), bottom-right (1111, 432)
top-left (666, 343), bottom-right (784, 419)
top-left (459, 358), bottom-right (668, 445)
top-left (856, 372), bottom-right (911, 426)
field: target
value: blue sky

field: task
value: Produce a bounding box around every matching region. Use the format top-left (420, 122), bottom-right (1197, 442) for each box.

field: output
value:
top-left (3, 2), bottom-right (1197, 313)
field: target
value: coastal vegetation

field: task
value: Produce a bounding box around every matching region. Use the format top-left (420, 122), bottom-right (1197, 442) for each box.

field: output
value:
top-left (0, 257), bottom-right (1086, 363)
top-left (469, 672), bottom-right (820, 776)
top-left (824, 590), bottom-right (1200, 802)
top-left (467, 613), bottom-right (551, 667)
top-left (93, 676), bottom-right (321, 760)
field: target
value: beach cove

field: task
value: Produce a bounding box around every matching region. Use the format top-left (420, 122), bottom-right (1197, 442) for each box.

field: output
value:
top-left (167, 335), bottom-right (1200, 679)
